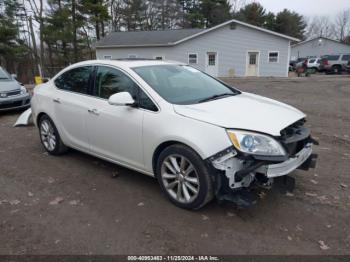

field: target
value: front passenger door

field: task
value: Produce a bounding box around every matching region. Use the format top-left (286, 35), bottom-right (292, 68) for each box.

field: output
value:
top-left (85, 66), bottom-right (144, 169)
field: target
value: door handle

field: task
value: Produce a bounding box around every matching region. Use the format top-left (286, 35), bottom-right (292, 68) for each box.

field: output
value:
top-left (88, 108), bottom-right (99, 116)
top-left (53, 98), bottom-right (61, 104)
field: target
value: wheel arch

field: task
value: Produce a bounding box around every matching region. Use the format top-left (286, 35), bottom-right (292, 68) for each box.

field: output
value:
top-left (152, 140), bottom-right (204, 175)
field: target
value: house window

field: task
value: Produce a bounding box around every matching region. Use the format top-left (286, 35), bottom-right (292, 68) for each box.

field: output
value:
top-left (268, 52), bottom-right (279, 63)
top-left (128, 54), bottom-right (137, 59)
top-left (104, 55), bottom-right (112, 60)
top-left (208, 54), bottom-right (216, 66)
top-left (188, 53), bottom-right (197, 64)
top-left (154, 56), bottom-right (164, 60)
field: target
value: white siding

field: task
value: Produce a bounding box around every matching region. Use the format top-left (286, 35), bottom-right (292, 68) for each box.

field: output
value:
top-left (291, 38), bottom-right (350, 59)
top-left (96, 24), bottom-right (290, 77)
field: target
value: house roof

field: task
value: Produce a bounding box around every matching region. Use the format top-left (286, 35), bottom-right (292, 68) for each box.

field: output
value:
top-left (96, 19), bottom-right (300, 48)
top-left (291, 37), bottom-right (350, 48)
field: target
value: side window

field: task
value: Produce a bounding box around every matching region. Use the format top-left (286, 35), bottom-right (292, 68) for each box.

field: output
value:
top-left (139, 89), bottom-right (158, 112)
top-left (95, 66), bottom-right (138, 99)
top-left (341, 55), bottom-right (350, 61)
top-left (54, 66), bottom-right (93, 94)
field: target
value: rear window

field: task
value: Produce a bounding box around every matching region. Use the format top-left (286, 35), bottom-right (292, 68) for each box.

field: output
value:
top-left (341, 55), bottom-right (350, 61)
top-left (309, 59), bottom-right (316, 63)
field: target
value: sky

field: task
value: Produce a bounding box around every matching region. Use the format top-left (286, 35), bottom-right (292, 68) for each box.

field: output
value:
top-left (239, 0), bottom-right (350, 17)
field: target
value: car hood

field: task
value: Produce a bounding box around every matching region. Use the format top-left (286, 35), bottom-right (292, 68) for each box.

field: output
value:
top-left (0, 80), bottom-right (21, 92)
top-left (173, 92), bottom-right (306, 136)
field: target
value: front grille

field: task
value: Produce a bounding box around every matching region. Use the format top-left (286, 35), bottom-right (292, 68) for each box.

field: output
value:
top-left (279, 119), bottom-right (310, 156)
top-left (6, 90), bottom-right (21, 97)
top-left (0, 100), bottom-right (24, 109)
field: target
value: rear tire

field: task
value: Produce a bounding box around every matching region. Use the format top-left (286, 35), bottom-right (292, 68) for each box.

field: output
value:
top-left (332, 65), bottom-right (341, 74)
top-left (156, 144), bottom-right (213, 210)
top-left (38, 115), bottom-right (68, 155)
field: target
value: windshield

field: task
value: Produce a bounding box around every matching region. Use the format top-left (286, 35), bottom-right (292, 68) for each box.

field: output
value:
top-left (0, 68), bottom-right (11, 80)
top-left (133, 65), bottom-right (240, 105)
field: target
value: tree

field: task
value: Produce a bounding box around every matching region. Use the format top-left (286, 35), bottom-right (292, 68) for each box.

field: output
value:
top-left (236, 2), bottom-right (266, 27)
top-left (201, 0), bottom-right (232, 28)
top-left (305, 16), bottom-right (336, 39)
top-left (274, 9), bottom-right (306, 40)
top-left (0, 0), bottom-right (28, 71)
top-left (334, 9), bottom-right (350, 41)
top-left (80, 0), bottom-right (109, 40)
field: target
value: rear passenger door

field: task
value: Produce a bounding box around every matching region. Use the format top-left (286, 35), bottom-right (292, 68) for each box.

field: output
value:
top-left (53, 66), bottom-right (94, 151)
top-left (85, 65), bottom-right (148, 169)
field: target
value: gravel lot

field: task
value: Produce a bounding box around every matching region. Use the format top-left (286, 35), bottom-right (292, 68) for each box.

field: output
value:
top-left (0, 75), bottom-right (349, 255)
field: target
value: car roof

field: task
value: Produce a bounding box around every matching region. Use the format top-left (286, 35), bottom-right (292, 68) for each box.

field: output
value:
top-left (70, 59), bottom-right (184, 69)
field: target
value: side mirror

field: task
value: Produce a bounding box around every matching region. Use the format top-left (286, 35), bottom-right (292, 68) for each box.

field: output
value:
top-left (108, 92), bottom-right (136, 106)
top-left (11, 74), bottom-right (17, 80)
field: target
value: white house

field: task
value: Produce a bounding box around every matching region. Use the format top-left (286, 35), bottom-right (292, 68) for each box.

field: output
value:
top-left (95, 19), bottom-right (299, 77)
top-left (291, 37), bottom-right (350, 59)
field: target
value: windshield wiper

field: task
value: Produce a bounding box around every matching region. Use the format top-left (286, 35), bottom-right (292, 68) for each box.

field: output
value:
top-left (198, 93), bottom-right (236, 103)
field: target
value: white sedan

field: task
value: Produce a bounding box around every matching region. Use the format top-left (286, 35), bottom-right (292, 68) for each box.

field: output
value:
top-left (30, 59), bottom-right (316, 209)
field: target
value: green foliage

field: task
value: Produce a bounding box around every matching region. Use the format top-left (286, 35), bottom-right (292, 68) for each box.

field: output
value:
top-left (236, 2), bottom-right (266, 27)
top-left (201, 0), bottom-right (232, 27)
top-left (274, 9), bottom-right (306, 39)
top-left (236, 3), bottom-right (306, 39)
top-left (0, 0), bottom-right (28, 67)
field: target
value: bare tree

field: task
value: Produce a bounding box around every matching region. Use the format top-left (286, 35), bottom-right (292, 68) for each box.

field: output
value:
top-left (334, 9), bottom-right (350, 41)
top-left (28, 0), bottom-right (44, 75)
top-left (305, 16), bottom-right (336, 39)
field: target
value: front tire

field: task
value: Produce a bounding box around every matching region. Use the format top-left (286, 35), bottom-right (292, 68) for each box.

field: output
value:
top-left (156, 144), bottom-right (213, 210)
top-left (39, 115), bottom-right (68, 155)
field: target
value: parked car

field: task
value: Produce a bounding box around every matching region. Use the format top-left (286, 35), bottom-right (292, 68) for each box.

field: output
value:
top-left (290, 57), bottom-right (307, 71)
top-left (29, 60), bottom-right (317, 209)
top-left (306, 57), bottom-right (321, 71)
top-left (346, 60), bottom-right (350, 73)
top-left (0, 67), bottom-right (30, 111)
top-left (320, 54), bottom-right (350, 73)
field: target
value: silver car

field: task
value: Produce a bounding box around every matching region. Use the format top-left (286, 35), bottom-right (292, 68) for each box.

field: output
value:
top-left (0, 67), bottom-right (31, 111)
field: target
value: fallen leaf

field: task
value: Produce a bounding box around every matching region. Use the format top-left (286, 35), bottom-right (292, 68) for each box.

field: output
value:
top-left (305, 192), bottom-right (317, 197)
top-left (258, 191), bottom-right (266, 199)
top-left (47, 177), bottom-right (55, 184)
top-left (326, 224), bottom-right (332, 228)
top-left (49, 197), bottom-right (64, 205)
top-left (137, 202), bottom-right (145, 207)
top-left (201, 233), bottom-right (208, 238)
top-left (28, 192), bottom-right (34, 197)
top-left (9, 200), bottom-right (20, 205)
top-left (318, 240), bottom-right (330, 250)
top-left (111, 171), bottom-right (119, 178)
top-left (287, 236), bottom-right (293, 241)
top-left (310, 179), bottom-right (318, 185)
top-left (340, 183), bottom-right (348, 189)
top-left (296, 225), bottom-right (303, 232)
top-left (286, 192), bottom-right (294, 197)
top-left (69, 200), bottom-right (79, 206)
top-left (201, 215), bottom-right (209, 221)
top-left (227, 212), bottom-right (236, 217)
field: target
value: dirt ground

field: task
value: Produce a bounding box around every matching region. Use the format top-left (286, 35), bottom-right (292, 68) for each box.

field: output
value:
top-left (0, 75), bottom-right (349, 255)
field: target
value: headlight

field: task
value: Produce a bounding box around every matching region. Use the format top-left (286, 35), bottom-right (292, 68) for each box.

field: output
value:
top-left (20, 86), bottom-right (27, 94)
top-left (0, 93), bottom-right (7, 98)
top-left (227, 130), bottom-right (286, 156)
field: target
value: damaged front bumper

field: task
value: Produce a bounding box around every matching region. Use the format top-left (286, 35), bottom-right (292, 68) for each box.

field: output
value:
top-left (207, 122), bottom-right (318, 207)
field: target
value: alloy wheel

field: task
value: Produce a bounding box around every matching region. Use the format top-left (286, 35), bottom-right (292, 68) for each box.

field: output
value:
top-left (40, 119), bottom-right (56, 151)
top-left (161, 154), bottom-right (200, 203)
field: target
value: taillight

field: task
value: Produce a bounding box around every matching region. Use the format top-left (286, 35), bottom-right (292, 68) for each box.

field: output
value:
top-left (323, 59), bottom-right (329, 65)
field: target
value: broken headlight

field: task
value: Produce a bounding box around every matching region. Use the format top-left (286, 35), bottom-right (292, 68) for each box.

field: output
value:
top-left (227, 130), bottom-right (286, 156)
